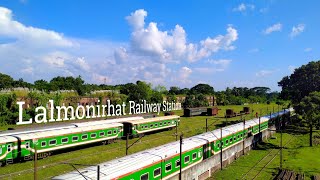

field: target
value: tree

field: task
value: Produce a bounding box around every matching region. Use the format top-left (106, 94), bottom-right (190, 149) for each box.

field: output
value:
top-left (190, 84), bottom-right (214, 95)
top-left (278, 61), bottom-right (320, 104)
top-left (295, 91), bottom-right (320, 146)
top-left (168, 86), bottom-right (180, 95)
top-left (154, 85), bottom-right (167, 94)
top-left (34, 79), bottom-right (49, 92)
top-left (0, 73), bottom-right (14, 89)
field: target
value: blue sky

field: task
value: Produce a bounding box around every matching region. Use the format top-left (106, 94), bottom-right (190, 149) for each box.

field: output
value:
top-left (0, 0), bottom-right (319, 91)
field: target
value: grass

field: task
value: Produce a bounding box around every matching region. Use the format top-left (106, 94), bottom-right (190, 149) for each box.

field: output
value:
top-left (0, 103), bottom-right (280, 179)
top-left (211, 130), bottom-right (320, 180)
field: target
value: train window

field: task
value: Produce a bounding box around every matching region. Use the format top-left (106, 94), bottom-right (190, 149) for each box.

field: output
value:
top-left (153, 168), bottom-right (161, 178)
top-left (144, 125), bottom-right (148, 129)
top-left (168, 121), bottom-right (171, 125)
top-left (230, 138), bottom-right (233, 142)
top-left (49, 140), bottom-right (57, 146)
top-left (184, 156), bottom-right (190, 163)
top-left (164, 122), bottom-right (167, 125)
top-left (72, 136), bottom-right (78, 142)
top-left (155, 123), bottom-right (158, 127)
top-left (240, 133), bottom-right (243, 137)
top-left (221, 141), bottom-right (224, 147)
top-left (192, 152), bottom-right (197, 160)
top-left (26, 142), bottom-right (30, 148)
top-left (100, 132), bottom-right (105, 137)
top-left (62, 138), bottom-right (68, 143)
top-left (150, 124), bottom-right (153, 128)
top-left (238, 134), bottom-right (240, 139)
top-left (217, 142), bottom-right (221, 148)
top-left (140, 173), bottom-right (149, 180)
top-left (226, 139), bottom-right (229, 144)
top-left (7, 144), bottom-right (11, 152)
top-left (113, 130), bottom-right (117, 134)
top-left (175, 159), bottom-right (180, 167)
top-left (159, 122), bottom-right (162, 126)
top-left (41, 141), bottom-right (46, 147)
top-left (91, 133), bottom-right (97, 138)
top-left (234, 136), bottom-right (237, 141)
top-left (165, 163), bottom-right (172, 172)
top-left (82, 134), bottom-right (88, 140)
top-left (107, 131), bottom-right (112, 135)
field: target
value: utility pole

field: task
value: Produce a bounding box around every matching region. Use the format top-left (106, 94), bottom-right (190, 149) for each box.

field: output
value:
top-left (34, 140), bottom-right (37, 180)
top-left (97, 165), bottom-right (100, 180)
top-left (126, 133), bottom-right (129, 155)
top-left (176, 121), bottom-right (178, 141)
top-left (220, 128), bottom-right (223, 170)
top-left (179, 134), bottom-right (183, 180)
top-left (206, 118), bottom-right (208, 132)
top-left (243, 117), bottom-right (245, 155)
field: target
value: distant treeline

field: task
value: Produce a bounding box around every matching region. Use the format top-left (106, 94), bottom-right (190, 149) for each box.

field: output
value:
top-left (0, 72), bottom-right (283, 125)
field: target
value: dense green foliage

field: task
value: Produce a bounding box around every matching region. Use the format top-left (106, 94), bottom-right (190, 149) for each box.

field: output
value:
top-left (278, 61), bottom-right (320, 145)
top-left (278, 60), bottom-right (320, 104)
top-left (215, 87), bottom-right (278, 105)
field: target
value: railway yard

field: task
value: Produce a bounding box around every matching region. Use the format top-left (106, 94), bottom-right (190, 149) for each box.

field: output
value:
top-left (0, 103), bottom-right (318, 179)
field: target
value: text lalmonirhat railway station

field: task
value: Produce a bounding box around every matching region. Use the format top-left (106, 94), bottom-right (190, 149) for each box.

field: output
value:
top-left (16, 100), bottom-right (182, 125)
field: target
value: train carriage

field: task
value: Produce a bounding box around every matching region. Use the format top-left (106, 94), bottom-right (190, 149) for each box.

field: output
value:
top-left (12, 122), bottom-right (124, 160)
top-left (0, 136), bottom-right (18, 165)
top-left (53, 137), bottom-right (206, 180)
top-left (122, 115), bottom-right (180, 137)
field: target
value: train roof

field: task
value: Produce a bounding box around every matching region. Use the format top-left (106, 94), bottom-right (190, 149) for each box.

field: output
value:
top-left (13, 123), bottom-right (123, 140)
top-left (0, 136), bottom-right (17, 144)
top-left (54, 137), bottom-right (206, 179)
top-left (54, 110), bottom-right (292, 179)
top-left (71, 116), bottom-right (145, 127)
top-left (122, 115), bottom-right (180, 124)
top-left (0, 124), bottom-right (77, 137)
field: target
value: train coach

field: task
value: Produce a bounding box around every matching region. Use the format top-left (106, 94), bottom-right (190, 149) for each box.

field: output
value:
top-left (54, 109), bottom-right (292, 180)
top-left (122, 115), bottom-right (180, 137)
top-left (0, 122), bottom-right (124, 165)
top-left (0, 115), bottom-right (181, 166)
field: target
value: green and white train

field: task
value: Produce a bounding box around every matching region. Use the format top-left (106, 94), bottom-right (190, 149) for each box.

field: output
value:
top-left (0, 115), bottom-right (180, 166)
top-left (54, 109), bottom-right (292, 180)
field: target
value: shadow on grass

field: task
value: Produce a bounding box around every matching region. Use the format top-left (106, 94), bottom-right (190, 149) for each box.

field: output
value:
top-left (255, 141), bottom-right (280, 150)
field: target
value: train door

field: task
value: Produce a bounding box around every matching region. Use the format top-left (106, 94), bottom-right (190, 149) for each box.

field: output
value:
top-left (21, 139), bottom-right (32, 160)
top-left (202, 143), bottom-right (210, 159)
top-left (6, 143), bottom-right (13, 163)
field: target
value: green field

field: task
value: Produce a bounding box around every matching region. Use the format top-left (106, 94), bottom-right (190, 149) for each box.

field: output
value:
top-left (0, 103), bottom-right (282, 179)
top-left (211, 130), bottom-right (320, 180)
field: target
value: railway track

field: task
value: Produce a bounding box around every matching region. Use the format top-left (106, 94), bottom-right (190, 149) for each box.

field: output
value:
top-left (240, 134), bottom-right (295, 180)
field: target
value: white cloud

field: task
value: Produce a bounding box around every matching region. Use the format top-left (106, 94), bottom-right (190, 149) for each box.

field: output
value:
top-left (195, 59), bottom-right (232, 74)
top-left (177, 66), bottom-right (192, 84)
top-left (233, 3), bottom-right (255, 12)
top-left (0, 7), bottom-right (238, 88)
top-left (290, 24), bottom-right (305, 38)
top-left (0, 7), bottom-right (72, 48)
top-left (304, 47), bottom-right (312, 52)
top-left (127, 9), bottom-right (238, 63)
top-left (126, 9), bottom-right (147, 30)
top-left (263, 23), bottom-right (282, 34)
top-left (255, 69), bottom-right (277, 77)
